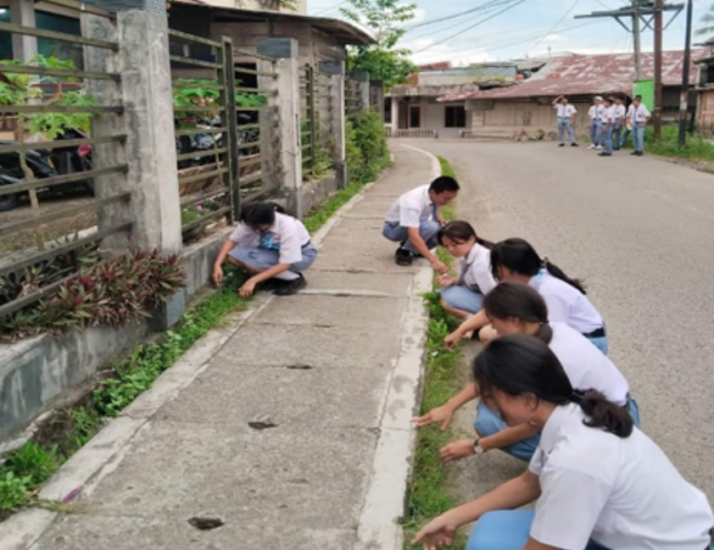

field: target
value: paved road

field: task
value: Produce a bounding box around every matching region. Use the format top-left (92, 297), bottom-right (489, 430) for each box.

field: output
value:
top-left (406, 139), bottom-right (714, 500)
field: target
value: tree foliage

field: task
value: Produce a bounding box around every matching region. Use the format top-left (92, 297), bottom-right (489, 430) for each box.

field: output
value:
top-left (341, 0), bottom-right (417, 90)
top-left (697, 4), bottom-right (714, 39)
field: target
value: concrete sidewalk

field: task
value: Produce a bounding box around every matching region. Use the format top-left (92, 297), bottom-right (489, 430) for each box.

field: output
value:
top-left (2, 144), bottom-right (439, 550)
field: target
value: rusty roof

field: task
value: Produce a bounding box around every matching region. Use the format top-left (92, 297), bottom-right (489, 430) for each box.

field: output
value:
top-left (439, 50), bottom-right (706, 102)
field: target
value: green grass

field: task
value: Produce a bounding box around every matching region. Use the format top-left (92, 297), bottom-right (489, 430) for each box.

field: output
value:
top-left (403, 156), bottom-right (464, 549)
top-left (634, 125), bottom-right (714, 161)
top-left (303, 179), bottom-right (371, 234)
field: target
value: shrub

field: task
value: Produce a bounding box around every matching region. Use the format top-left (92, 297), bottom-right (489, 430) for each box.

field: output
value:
top-left (0, 471), bottom-right (31, 511)
top-left (3, 443), bottom-right (59, 486)
top-left (348, 109), bottom-right (390, 183)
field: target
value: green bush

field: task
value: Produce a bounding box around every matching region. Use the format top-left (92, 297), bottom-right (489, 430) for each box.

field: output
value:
top-left (347, 109), bottom-right (390, 183)
top-left (4, 443), bottom-right (59, 487)
top-left (642, 125), bottom-right (714, 161)
top-left (0, 471), bottom-right (31, 511)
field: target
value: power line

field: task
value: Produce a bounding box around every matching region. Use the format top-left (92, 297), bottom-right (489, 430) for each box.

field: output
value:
top-left (405, 0), bottom-right (509, 30)
top-left (525, 0), bottom-right (581, 55)
top-left (413, 0), bottom-right (527, 53)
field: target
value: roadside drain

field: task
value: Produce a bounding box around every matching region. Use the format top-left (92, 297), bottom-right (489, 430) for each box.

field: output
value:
top-left (188, 516), bottom-right (224, 531)
top-left (248, 415), bottom-right (277, 430)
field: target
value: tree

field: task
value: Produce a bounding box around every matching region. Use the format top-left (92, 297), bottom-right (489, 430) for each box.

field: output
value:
top-left (341, 0), bottom-right (417, 90)
top-left (696, 4), bottom-right (714, 40)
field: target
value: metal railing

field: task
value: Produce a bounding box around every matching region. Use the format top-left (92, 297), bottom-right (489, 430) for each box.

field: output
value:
top-left (0, 0), bottom-right (130, 320)
top-left (345, 77), bottom-right (363, 118)
top-left (300, 65), bottom-right (335, 181)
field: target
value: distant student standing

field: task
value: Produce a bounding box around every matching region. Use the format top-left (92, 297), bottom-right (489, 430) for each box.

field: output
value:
top-left (383, 176), bottom-right (459, 270)
top-left (612, 95), bottom-right (627, 150)
top-left (437, 221), bottom-right (497, 320)
top-left (213, 202), bottom-right (317, 297)
top-left (599, 97), bottom-right (615, 157)
top-left (552, 95), bottom-right (578, 147)
top-left (630, 94), bottom-right (652, 156)
top-left (587, 96), bottom-right (604, 150)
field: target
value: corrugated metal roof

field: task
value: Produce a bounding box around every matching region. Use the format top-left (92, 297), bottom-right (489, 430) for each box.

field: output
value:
top-left (169, 1), bottom-right (374, 45)
top-left (439, 50), bottom-right (706, 102)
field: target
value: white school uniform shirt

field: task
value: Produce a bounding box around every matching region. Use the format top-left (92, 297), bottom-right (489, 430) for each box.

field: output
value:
top-left (549, 323), bottom-right (629, 405)
top-left (528, 269), bottom-right (603, 334)
top-left (385, 185), bottom-right (436, 228)
top-left (601, 105), bottom-right (615, 124)
top-left (529, 403), bottom-right (714, 550)
top-left (554, 103), bottom-right (577, 118)
top-left (614, 104), bottom-right (626, 120)
top-left (229, 212), bottom-right (311, 265)
top-left (596, 104), bottom-right (605, 121)
top-left (587, 105), bottom-right (598, 121)
top-left (631, 103), bottom-right (651, 126)
top-left (458, 244), bottom-right (497, 295)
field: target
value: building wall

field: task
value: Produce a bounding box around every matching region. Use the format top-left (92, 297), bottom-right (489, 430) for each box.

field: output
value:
top-left (391, 97), bottom-right (470, 138)
top-left (200, 0), bottom-right (308, 14)
top-left (467, 99), bottom-right (590, 129)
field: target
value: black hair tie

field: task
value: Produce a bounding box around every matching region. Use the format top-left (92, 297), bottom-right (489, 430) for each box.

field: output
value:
top-left (570, 390), bottom-right (584, 405)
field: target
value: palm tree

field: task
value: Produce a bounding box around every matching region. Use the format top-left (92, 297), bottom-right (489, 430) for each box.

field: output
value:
top-left (697, 3), bottom-right (714, 40)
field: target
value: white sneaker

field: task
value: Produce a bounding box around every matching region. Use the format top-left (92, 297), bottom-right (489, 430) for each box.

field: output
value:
top-left (596, 145), bottom-right (603, 150)
top-left (588, 144), bottom-right (595, 150)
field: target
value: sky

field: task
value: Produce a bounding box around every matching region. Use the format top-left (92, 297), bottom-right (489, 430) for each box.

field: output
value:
top-left (307, 0), bottom-right (712, 66)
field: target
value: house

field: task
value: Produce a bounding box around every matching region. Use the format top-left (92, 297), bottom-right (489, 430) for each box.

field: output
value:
top-left (439, 50), bottom-right (705, 139)
top-left (694, 51), bottom-right (714, 136)
top-left (192, 0), bottom-right (308, 14)
top-left (386, 62), bottom-right (518, 139)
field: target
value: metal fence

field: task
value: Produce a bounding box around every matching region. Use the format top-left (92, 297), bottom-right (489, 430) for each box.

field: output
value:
top-left (345, 77), bottom-right (363, 118)
top-left (300, 64), bottom-right (336, 181)
top-left (0, 0), bottom-right (129, 319)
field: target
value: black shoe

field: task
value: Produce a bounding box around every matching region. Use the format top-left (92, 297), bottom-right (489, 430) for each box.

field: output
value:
top-left (571, 143), bottom-right (579, 147)
top-left (613, 147), bottom-right (621, 151)
top-left (599, 152), bottom-right (612, 157)
top-left (257, 278), bottom-right (286, 292)
top-left (395, 247), bottom-right (413, 266)
top-left (630, 151), bottom-right (638, 156)
top-left (274, 274), bottom-right (307, 296)
top-left (559, 143), bottom-right (565, 147)
top-left (636, 151), bottom-right (644, 157)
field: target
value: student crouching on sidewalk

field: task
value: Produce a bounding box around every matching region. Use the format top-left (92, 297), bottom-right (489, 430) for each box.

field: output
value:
top-left (213, 202), bottom-right (317, 297)
top-left (382, 176), bottom-right (459, 271)
top-left (413, 282), bottom-right (638, 464)
top-left (437, 221), bottom-right (497, 322)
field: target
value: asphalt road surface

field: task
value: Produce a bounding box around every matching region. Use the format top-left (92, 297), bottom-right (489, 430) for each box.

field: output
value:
top-left (405, 139), bottom-right (714, 501)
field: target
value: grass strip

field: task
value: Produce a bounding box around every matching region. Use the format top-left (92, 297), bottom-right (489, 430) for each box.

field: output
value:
top-left (403, 156), bottom-right (465, 549)
top-left (0, 161), bottom-right (390, 518)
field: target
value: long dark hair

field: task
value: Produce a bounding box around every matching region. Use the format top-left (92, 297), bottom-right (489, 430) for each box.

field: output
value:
top-left (483, 282), bottom-right (553, 344)
top-left (473, 335), bottom-right (633, 438)
top-left (437, 220), bottom-right (494, 249)
top-left (490, 238), bottom-right (586, 294)
top-left (240, 202), bottom-right (288, 227)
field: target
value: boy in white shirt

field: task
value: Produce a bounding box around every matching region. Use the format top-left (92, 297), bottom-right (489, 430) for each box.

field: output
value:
top-left (383, 176), bottom-right (459, 270)
top-left (551, 95), bottom-right (578, 147)
top-left (599, 97), bottom-right (615, 157)
top-left (612, 95), bottom-right (627, 150)
top-left (629, 94), bottom-right (652, 157)
top-left (587, 96), bottom-right (603, 150)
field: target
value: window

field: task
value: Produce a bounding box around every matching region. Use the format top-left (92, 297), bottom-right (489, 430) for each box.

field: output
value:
top-left (0, 7), bottom-right (11, 60)
top-left (445, 105), bottom-right (466, 128)
top-left (36, 11), bottom-right (83, 69)
top-left (384, 97), bottom-right (392, 124)
top-left (409, 105), bottom-right (420, 128)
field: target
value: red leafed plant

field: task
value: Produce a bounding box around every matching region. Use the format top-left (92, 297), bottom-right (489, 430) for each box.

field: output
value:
top-left (0, 250), bottom-right (186, 342)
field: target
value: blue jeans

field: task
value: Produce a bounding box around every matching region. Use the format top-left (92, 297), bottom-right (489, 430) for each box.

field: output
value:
top-left (589, 120), bottom-right (602, 146)
top-left (466, 510), bottom-right (611, 550)
top-left (632, 124), bottom-right (645, 153)
top-left (603, 124), bottom-right (614, 154)
top-left (557, 118), bottom-right (576, 144)
top-left (612, 119), bottom-right (622, 149)
top-left (586, 334), bottom-right (608, 355)
top-left (440, 285), bottom-right (484, 314)
top-left (382, 220), bottom-right (440, 253)
top-left (473, 401), bottom-right (541, 462)
top-left (622, 128), bottom-right (631, 147)
top-left (230, 245), bottom-right (317, 279)
top-left (626, 394), bottom-right (641, 427)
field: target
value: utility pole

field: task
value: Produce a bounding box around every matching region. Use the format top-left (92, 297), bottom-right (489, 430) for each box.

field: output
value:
top-left (654, 0), bottom-right (664, 140)
top-left (632, 1), bottom-right (642, 80)
top-left (679, 0), bottom-right (694, 147)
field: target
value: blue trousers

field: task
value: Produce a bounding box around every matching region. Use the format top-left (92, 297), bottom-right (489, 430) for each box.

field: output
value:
top-left (589, 120), bottom-right (602, 146)
top-left (586, 334), bottom-right (608, 355)
top-left (603, 124), bottom-right (614, 154)
top-left (382, 220), bottom-right (440, 253)
top-left (612, 119), bottom-right (622, 149)
top-left (230, 245), bottom-right (318, 280)
top-left (557, 118), bottom-right (576, 144)
top-left (466, 510), bottom-right (610, 550)
top-left (632, 125), bottom-right (645, 153)
top-left (622, 128), bottom-right (631, 146)
top-left (440, 285), bottom-right (484, 314)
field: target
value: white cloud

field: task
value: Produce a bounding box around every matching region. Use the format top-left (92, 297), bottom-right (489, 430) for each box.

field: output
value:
top-left (542, 33), bottom-right (567, 43)
top-left (400, 37), bottom-right (494, 66)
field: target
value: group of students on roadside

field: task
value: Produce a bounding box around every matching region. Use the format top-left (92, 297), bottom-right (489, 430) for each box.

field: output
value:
top-left (551, 94), bottom-right (652, 157)
top-left (383, 176), bottom-right (714, 550)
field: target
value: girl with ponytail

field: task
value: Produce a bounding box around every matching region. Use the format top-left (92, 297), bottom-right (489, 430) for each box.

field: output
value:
top-left (413, 335), bottom-right (713, 550)
top-left (436, 221), bottom-right (497, 325)
top-left (213, 202), bottom-right (317, 297)
top-left (489, 237), bottom-right (610, 354)
top-left (413, 282), bottom-right (637, 463)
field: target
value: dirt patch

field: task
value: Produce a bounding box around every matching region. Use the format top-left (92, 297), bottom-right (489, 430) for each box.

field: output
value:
top-left (0, 191), bottom-right (96, 255)
top-left (653, 155), bottom-right (714, 175)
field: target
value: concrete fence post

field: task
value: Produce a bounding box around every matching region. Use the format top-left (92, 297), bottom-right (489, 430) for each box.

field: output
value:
top-left (351, 70), bottom-right (371, 112)
top-left (320, 61), bottom-right (346, 189)
top-left (257, 38), bottom-right (304, 219)
top-left (82, 0), bottom-right (184, 329)
top-left (82, 0), bottom-right (182, 255)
